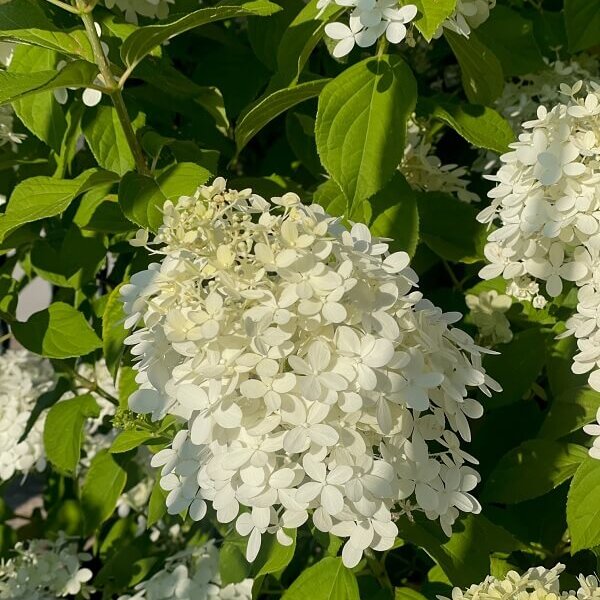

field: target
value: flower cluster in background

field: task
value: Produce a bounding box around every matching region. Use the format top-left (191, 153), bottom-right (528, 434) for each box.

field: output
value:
top-left (442, 563), bottom-right (600, 600)
top-left (103, 0), bottom-right (174, 23)
top-left (438, 0), bottom-right (496, 38)
top-left (400, 117), bottom-right (479, 202)
top-left (0, 40), bottom-right (24, 149)
top-left (122, 178), bottom-right (499, 567)
top-left (465, 290), bottom-right (513, 345)
top-left (0, 534), bottom-right (93, 599)
top-left (477, 82), bottom-right (600, 454)
top-left (118, 541), bottom-right (253, 600)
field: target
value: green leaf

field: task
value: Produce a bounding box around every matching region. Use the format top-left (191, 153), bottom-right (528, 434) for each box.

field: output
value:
top-left (0, 168), bottom-right (119, 242)
top-left (81, 450), bottom-right (127, 534)
top-left (121, 0), bottom-right (282, 70)
top-left (419, 96), bottom-right (514, 154)
top-left (316, 55), bottom-right (417, 214)
top-left (395, 589), bottom-right (428, 600)
top-left (0, 0), bottom-right (94, 61)
top-left (119, 162), bottom-right (210, 231)
top-left (411, 0), bottom-right (457, 41)
top-left (254, 531), bottom-right (296, 579)
top-left (9, 45), bottom-right (66, 151)
top-left (567, 457), bottom-right (600, 552)
top-left (110, 430), bottom-right (156, 454)
top-left (147, 480), bottom-right (168, 528)
top-left (282, 557), bottom-right (360, 600)
top-left (416, 192), bottom-right (487, 263)
top-left (541, 387), bottom-right (600, 441)
top-left (483, 328), bottom-right (547, 409)
top-left (445, 30), bottom-right (503, 106)
top-left (82, 105), bottom-right (144, 176)
top-left (0, 274), bottom-right (19, 320)
top-left (103, 283), bottom-right (128, 380)
top-left (369, 172), bottom-right (420, 258)
top-left (476, 6), bottom-right (545, 77)
top-left (220, 537), bottom-right (251, 586)
top-left (236, 79), bottom-right (329, 153)
top-left (0, 61), bottom-right (98, 106)
top-left (30, 226), bottom-right (106, 289)
top-left (73, 190), bottom-right (133, 233)
top-left (12, 302), bottom-right (102, 359)
top-left (43, 394), bottom-right (100, 474)
top-left (565, 0), bottom-right (600, 52)
top-left (484, 440), bottom-right (588, 504)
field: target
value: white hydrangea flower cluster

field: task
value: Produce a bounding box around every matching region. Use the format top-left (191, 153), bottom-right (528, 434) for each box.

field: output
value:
top-left (0, 349), bottom-right (54, 482)
top-left (0, 534), bottom-right (93, 599)
top-left (437, 0), bottom-right (495, 38)
top-left (118, 541), bottom-right (252, 600)
top-left (442, 563), bottom-right (600, 600)
top-left (104, 0), bottom-right (174, 23)
top-left (465, 290), bottom-right (513, 345)
top-left (400, 118), bottom-right (479, 203)
top-left (321, 0), bottom-right (418, 58)
top-left (478, 83), bottom-right (600, 398)
top-left (122, 178), bottom-right (499, 567)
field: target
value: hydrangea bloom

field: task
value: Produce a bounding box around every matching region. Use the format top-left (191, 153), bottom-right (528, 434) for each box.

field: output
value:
top-left (323, 1), bottom-right (418, 58)
top-left (441, 563), bottom-right (600, 600)
top-left (438, 0), bottom-right (495, 38)
top-left (118, 541), bottom-right (252, 600)
top-left (122, 178), bottom-right (499, 567)
top-left (0, 350), bottom-right (54, 481)
top-left (0, 534), bottom-right (93, 599)
top-left (401, 118), bottom-right (479, 203)
top-left (103, 0), bottom-right (174, 23)
top-left (583, 408), bottom-right (600, 460)
top-left (465, 290), bottom-right (513, 344)
top-left (478, 83), bottom-right (600, 392)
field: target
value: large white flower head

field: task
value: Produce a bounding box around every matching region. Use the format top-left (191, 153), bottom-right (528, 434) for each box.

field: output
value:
top-left (401, 118), bottom-right (479, 203)
top-left (323, 0), bottom-right (418, 58)
top-left (0, 349), bottom-right (54, 482)
top-left (0, 534), bottom-right (93, 599)
top-left (122, 178), bottom-right (499, 567)
top-left (103, 0), bottom-right (174, 23)
top-left (441, 563), bottom-right (600, 600)
top-left (478, 82), bottom-right (600, 405)
top-left (118, 541), bottom-right (252, 600)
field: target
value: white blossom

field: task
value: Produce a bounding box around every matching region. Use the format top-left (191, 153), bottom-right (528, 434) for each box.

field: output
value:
top-left (0, 534), bottom-right (93, 599)
top-left (122, 178), bottom-right (499, 567)
top-left (441, 563), bottom-right (600, 600)
top-left (583, 407), bottom-right (600, 460)
top-left (104, 0), bottom-right (174, 23)
top-left (465, 290), bottom-right (513, 344)
top-left (118, 541), bottom-right (252, 600)
top-left (438, 0), bottom-right (495, 38)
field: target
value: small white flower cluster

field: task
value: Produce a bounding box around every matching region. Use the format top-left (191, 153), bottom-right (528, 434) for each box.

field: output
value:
top-left (438, 0), bottom-right (495, 38)
top-left (122, 178), bottom-right (498, 567)
top-left (0, 534), bottom-right (93, 599)
top-left (478, 83), bottom-right (600, 398)
top-left (104, 0), bottom-right (174, 23)
top-left (118, 541), bottom-right (252, 600)
top-left (400, 118), bottom-right (479, 203)
top-left (0, 40), bottom-right (25, 148)
top-left (442, 563), bottom-right (600, 600)
top-left (0, 349), bottom-right (54, 482)
top-left (465, 290), bottom-right (513, 345)
top-left (321, 0), bottom-right (418, 58)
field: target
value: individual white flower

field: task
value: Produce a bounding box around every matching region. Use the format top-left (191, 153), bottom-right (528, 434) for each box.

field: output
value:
top-left (104, 0), bottom-right (174, 23)
top-left (465, 290), bottom-right (513, 344)
top-left (440, 563), bottom-right (600, 600)
top-left (123, 179), bottom-right (498, 567)
top-left (0, 534), bottom-right (93, 599)
top-left (438, 0), bottom-right (496, 38)
top-left (117, 541), bottom-right (253, 600)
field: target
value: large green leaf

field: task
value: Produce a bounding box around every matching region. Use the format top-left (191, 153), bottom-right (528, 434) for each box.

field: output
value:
top-left (103, 283), bottom-right (128, 380)
top-left (12, 302), bottom-right (102, 359)
top-left (0, 61), bottom-right (98, 106)
top-left (81, 450), bottom-right (127, 534)
top-left (419, 97), bottom-right (514, 154)
top-left (541, 388), bottom-right (600, 441)
top-left (484, 440), bottom-right (587, 504)
top-left (316, 55), bottom-right (417, 215)
top-left (0, 0), bottom-right (94, 61)
top-left (565, 0), bottom-right (600, 52)
top-left (282, 557), bottom-right (360, 600)
top-left (43, 394), bottom-right (100, 475)
top-left (445, 30), bottom-right (503, 106)
top-left (411, 0), bottom-right (457, 41)
top-left (236, 79), bottom-right (329, 153)
top-left (0, 169), bottom-right (119, 242)
top-left (567, 457), bottom-right (600, 552)
top-left (121, 0), bottom-right (282, 70)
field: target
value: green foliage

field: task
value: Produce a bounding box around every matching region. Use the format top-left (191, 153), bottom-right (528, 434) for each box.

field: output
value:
top-left (411, 0), bottom-right (457, 41)
top-left (567, 458), bottom-right (600, 553)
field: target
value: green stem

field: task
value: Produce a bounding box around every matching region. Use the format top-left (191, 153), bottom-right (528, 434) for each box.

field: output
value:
top-left (442, 259), bottom-right (463, 292)
top-left (45, 0), bottom-right (81, 13)
top-left (77, 2), bottom-right (149, 175)
top-left (0, 332), bottom-right (12, 344)
top-left (71, 369), bottom-right (119, 406)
